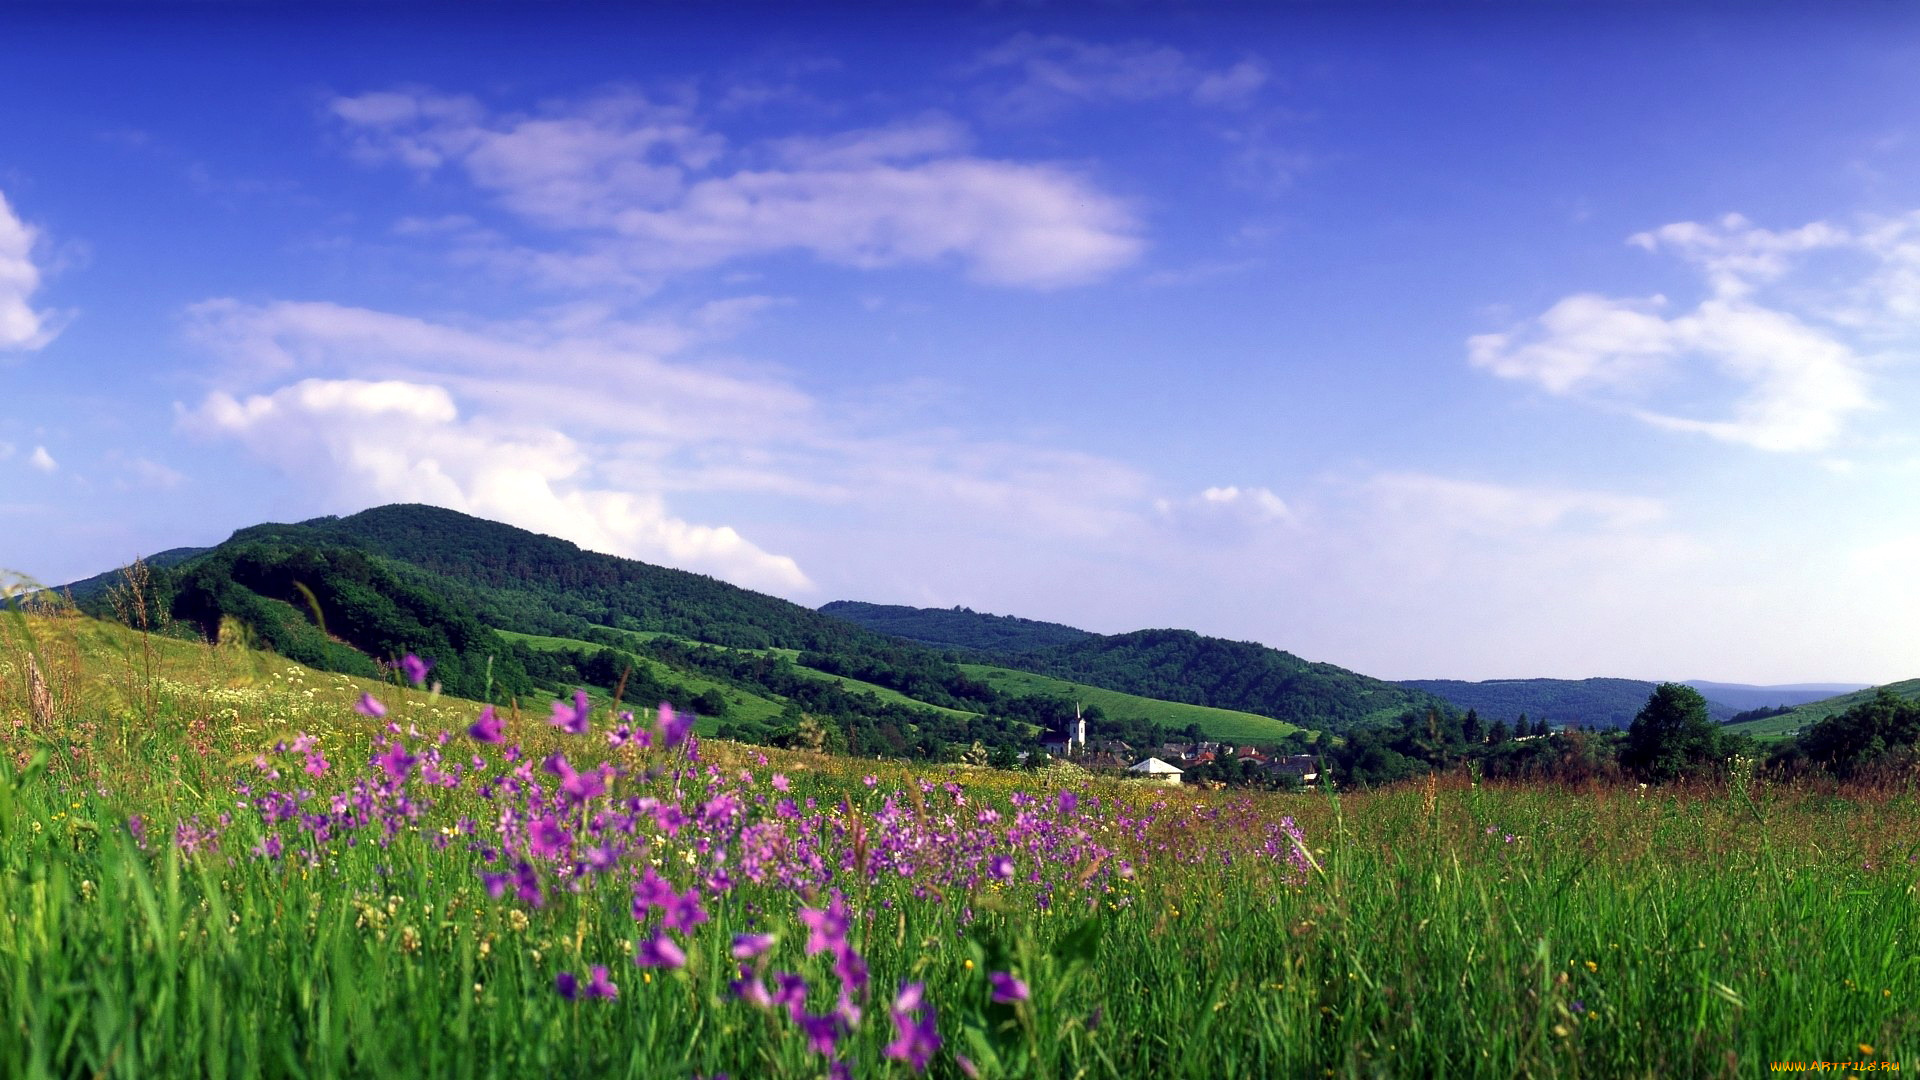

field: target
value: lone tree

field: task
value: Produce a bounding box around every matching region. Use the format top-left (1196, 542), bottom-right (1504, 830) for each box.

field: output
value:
top-left (1622, 682), bottom-right (1721, 783)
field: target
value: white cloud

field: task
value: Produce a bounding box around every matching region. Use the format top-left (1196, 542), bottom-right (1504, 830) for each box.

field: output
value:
top-left (0, 191), bottom-right (63, 352)
top-left (329, 90), bottom-right (1142, 289)
top-left (971, 34), bottom-right (1266, 118)
top-left (181, 299), bottom-right (1160, 595)
top-left (1468, 294), bottom-right (1675, 395)
top-left (28, 445), bottom-right (56, 472)
top-left (1471, 213), bottom-right (1895, 452)
top-left (1365, 473), bottom-right (1665, 536)
top-left (183, 377), bottom-right (814, 594)
top-left (1154, 484), bottom-right (1292, 539)
top-left (124, 458), bottom-right (187, 490)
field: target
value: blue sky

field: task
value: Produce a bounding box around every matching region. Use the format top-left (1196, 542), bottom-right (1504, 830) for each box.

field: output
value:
top-left (5, 3), bottom-right (1920, 683)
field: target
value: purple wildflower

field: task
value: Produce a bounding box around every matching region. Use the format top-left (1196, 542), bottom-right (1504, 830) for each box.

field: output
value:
top-left (731, 973), bottom-right (773, 1007)
top-left (556, 971), bottom-right (580, 1000)
top-left (528, 816), bottom-right (570, 859)
top-left (661, 886), bottom-right (709, 934)
top-left (549, 689), bottom-right (591, 735)
top-left (544, 754), bottom-right (606, 803)
top-left (988, 972), bottom-right (1029, 1004)
top-left (632, 867), bottom-right (675, 918)
top-left (731, 933), bottom-right (777, 960)
top-left (799, 892), bottom-right (851, 956)
top-left (989, 855), bottom-right (1014, 881)
top-left (635, 932), bottom-right (686, 969)
top-left (771, 972), bottom-right (809, 1019)
top-left (399, 653), bottom-right (431, 687)
top-left (468, 706), bottom-right (505, 744)
top-left (799, 1012), bottom-right (843, 1056)
top-left (354, 693), bottom-right (387, 718)
top-left (656, 701), bottom-right (692, 747)
top-left (373, 742), bottom-right (416, 783)
top-left (585, 964), bottom-right (618, 999)
top-left (884, 981), bottom-right (941, 1071)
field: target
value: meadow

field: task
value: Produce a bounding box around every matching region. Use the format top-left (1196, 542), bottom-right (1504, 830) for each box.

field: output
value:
top-left (1, 607), bottom-right (1916, 1078)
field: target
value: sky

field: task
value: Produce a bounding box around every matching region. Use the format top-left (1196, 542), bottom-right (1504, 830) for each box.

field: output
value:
top-left (4, 2), bottom-right (1920, 684)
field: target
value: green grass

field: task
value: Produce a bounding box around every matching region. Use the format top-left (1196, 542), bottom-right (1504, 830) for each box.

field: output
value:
top-left (1724, 677), bottom-right (1920, 741)
top-left (5, 613), bottom-right (1920, 1077)
top-left (961, 663), bottom-right (1305, 743)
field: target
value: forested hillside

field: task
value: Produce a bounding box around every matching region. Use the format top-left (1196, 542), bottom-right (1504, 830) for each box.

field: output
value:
top-left (1013, 628), bottom-right (1445, 730)
top-left (57, 505), bottom-right (1433, 760)
top-left (1399, 677), bottom-right (1739, 729)
top-left (820, 600), bottom-right (1095, 652)
top-left (1723, 678), bottom-right (1920, 740)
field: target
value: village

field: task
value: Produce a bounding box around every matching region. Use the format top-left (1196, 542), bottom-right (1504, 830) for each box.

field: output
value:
top-left (1036, 714), bottom-right (1321, 788)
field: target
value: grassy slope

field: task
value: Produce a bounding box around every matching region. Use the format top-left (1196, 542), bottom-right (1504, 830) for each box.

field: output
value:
top-left (496, 630), bottom-right (788, 727)
top-left (8, 611), bottom-right (1920, 1076)
top-left (1723, 677), bottom-right (1920, 741)
top-left (961, 663), bottom-right (1304, 743)
top-left (501, 629), bottom-right (982, 724)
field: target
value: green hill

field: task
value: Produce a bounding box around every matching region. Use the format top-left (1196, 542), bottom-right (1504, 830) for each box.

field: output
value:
top-left (960, 664), bottom-right (1304, 743)
top-left (821, 603), bottom-right (1444, 734)
top-left (55, 504), bottom-right (1442, 758)
top-left (43, 546), bottom-right (209, 605)
top-left (1399, 677), bottom-right (1738, 729)
top-left (820, 600), bottom-right (1094, 653)
top-left (1723, 678), bottom-right (1920, 740)
top-left (1010, 628), bottom-right (1445, 731)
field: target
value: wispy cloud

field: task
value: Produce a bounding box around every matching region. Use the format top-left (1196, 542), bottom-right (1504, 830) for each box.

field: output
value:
top-left (969, 33), bottom-right (1266, 120)
top-left (329, 89), bottom-right (1142, 290)
top-left (28, 445), bottom-right (57, 473)
top-left (1365, 472), bottom-right (1665, 535)
top-left (1469, 212), bottom-right (1904, 453)
top-left (179, 298), bottom-right (1156, 595)
top-left (0, 191), bottom-right (64, 353)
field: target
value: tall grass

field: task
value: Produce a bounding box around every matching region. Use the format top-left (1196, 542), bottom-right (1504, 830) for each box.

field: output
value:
top-left (0, 609), bottom-right (1915, 1077)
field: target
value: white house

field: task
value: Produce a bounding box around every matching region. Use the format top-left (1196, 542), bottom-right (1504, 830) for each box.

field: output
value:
top-left (1127, 757), bottom-right (1184, 785)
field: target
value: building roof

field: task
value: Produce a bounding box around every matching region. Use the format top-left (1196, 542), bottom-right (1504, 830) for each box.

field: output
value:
top-left (1128, 757), bottom-right (1184, 775)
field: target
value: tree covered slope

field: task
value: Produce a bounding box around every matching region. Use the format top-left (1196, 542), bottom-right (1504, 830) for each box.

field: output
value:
top-left (820, 601), bottom-right (1096, 653)
top-left (55, 505), bottom-right (1450, 750)
top-left (1399, 677), bottom-right (1739, 729)
top-left (1005, 628), bottom-right (1444, 731)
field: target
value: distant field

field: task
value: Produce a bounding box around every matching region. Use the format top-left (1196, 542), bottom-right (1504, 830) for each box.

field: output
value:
top-left (506, 630), bottom-right (980, 725)
top-left (496, 629), bottom-right (786, 728)
top-left (960, 663), bottom-right (1305, 742)
top-left (1724, 677), bottom-right (1920, 741)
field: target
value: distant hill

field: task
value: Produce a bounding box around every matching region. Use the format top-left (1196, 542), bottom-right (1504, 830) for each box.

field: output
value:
top-left (226, 504), bottom-right (891, 652)
top-left (820, 600), bottom-right (1095, 653)
top-left (42, 546), bottom-right (209, 605)
top-left (1681, 680), bottom-right (1871, 712)
top-left (1722, 678), bottom-right (1920, 740)
top-left (1012, 627), bottom-right (1445, 731)
top-left (1400, 677), bottom-right (1737, 729)
top-left (959, 663), bottom-right (1305, 743)
top-left (59, 504), bottom-right (1382, 754)
top-left (821, 602), bottom-right (1444, 732)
